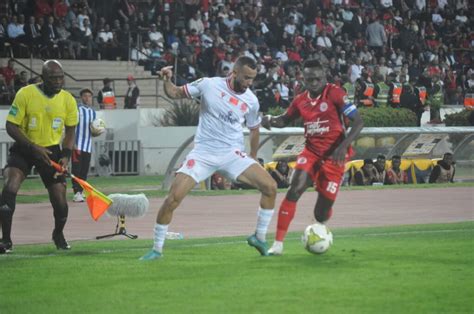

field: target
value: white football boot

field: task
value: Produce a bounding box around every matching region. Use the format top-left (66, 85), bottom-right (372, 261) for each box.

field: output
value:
top-left (73, 192), bottom-right (85, 202)
top-left (268, 241), bottom-right (283, 256)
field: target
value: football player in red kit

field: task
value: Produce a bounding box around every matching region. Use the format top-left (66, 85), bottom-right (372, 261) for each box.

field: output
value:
top-left (261, 59), bottom-right (364, 255)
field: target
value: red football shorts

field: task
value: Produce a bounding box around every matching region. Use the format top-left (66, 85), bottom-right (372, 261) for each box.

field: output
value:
top-left (294, 148), bottom-right (346, 201)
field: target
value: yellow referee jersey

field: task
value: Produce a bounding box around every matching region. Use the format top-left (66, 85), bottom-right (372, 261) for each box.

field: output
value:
top-left (7, 84), bottom-right (78, 147)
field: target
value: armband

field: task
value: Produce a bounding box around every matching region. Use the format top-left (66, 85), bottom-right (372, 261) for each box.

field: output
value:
top-left (342, 103), bottom-right (357, 118)
top-left (61, 148), bottom-right (72, 159)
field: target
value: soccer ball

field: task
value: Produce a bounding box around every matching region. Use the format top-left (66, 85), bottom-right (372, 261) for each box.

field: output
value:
top-left (90, 118), bottom-right (106, 136)
top-left (302, 223), bottom-right (333, 254)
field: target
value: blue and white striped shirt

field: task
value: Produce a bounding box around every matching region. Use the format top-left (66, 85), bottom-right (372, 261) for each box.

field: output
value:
top-left (75, 103), bottom-right (97, 153)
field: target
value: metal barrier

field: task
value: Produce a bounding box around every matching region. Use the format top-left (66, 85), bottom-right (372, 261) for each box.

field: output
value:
top-left (0, 140), bottom-right (141, 178)
top-left (90, 140), bottom-right (141, 176)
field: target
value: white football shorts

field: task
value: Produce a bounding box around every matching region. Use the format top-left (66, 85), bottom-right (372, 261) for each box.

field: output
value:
top-left (177, 148), bottom-right (257, 183)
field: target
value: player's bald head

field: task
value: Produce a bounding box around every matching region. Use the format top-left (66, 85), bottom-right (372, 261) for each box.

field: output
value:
top-left (41, 60), bottom-right (65, 95)
top-left (42, 60), bottom-right (63, 75)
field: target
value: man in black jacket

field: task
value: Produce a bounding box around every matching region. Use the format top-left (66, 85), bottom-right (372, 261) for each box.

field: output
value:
top-left (124, 75), bottom-right (140, 109)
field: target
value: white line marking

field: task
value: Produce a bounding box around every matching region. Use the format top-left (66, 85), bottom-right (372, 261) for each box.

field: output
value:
top-left (1, 228), bottom-right (472, 260)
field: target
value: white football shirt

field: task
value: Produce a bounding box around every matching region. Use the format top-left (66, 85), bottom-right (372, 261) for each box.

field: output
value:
top-left (184, 77), bottom-right (261, 152)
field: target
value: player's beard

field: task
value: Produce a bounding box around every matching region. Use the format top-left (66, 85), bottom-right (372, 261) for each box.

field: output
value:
top-left (233, 79), bottom-right (247, 93)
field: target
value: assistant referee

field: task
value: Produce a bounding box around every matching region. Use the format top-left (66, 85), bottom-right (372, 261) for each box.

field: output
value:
top-left (0, 60), bottom-right (78, 254)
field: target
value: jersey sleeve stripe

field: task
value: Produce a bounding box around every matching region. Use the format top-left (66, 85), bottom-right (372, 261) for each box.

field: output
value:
top-left (183, 85), bottom-right (191, 98)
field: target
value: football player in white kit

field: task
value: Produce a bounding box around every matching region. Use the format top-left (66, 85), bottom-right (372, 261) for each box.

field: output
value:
top-left (140, 56), bottom-right (277, 260)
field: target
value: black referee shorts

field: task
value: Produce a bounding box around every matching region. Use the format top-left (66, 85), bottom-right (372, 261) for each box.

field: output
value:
top-left (5, 143), bottom-right (67, 188)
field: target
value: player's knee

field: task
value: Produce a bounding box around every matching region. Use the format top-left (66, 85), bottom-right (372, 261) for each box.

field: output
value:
top-left (287, 185), bottom-right (305, 201)
top-left (314, 207), bottom-right (333, 223)
top-left (164, 193), bottom-right (182, 210)
top-left (261, 179), bottom-right (277, 197)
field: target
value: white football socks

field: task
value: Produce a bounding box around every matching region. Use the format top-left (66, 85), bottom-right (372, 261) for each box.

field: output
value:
top-left (256, 207), bottom-right (274, 242)
top-left (153, 223), bottom-right (169, 253)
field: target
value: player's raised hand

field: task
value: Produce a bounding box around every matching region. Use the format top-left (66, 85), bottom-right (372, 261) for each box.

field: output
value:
top-left (159, 66), bottom-right (174, 81)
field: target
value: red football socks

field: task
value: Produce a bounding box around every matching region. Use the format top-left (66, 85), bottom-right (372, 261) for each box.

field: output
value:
top-left (275, 198), bottom-right (297, 241)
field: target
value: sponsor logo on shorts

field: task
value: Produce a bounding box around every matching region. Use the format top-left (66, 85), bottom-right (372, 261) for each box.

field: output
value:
top-left (297, 157), bottom-right (307, 164)
top-left (319, 102), bottom-right (328, 112)
top-left (186, 159), bottom-right (195, 169)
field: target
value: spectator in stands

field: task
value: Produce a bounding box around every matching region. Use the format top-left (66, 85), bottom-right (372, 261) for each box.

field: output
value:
top-left (23, 16), bottom-right (41, 55)
top-left (353, 159), bottom-right (378, 186)
top-left (148, 23), bottom-right (164, 48)
top-left (177, 57), bottom-right (197, 85)
top-left (80, 17), bottom-right (95, 59)
top-left (118, 0), bottom-right (136, 24)
top-left (429, 153), bottom-right (456, 183)
top-left (316, 30), bottom-right (332, 50)
top-left (0, 73), bottom-right (9, 105)
top-left (53, 0), bottom-right (68, 20)
top-left (7, 15), bottom-right (26, 52)
top-left (0, 59), bottom-right (16, 96)
top-left (41, 16), bottom-right (60, 58)
top-left (374, 154), bottom-right (387, 184)
top-left (269, 161), bottom-right (291, 189)
top-left (0, 17), bottom-right (8, 57)
top-left (124, 75), bottom-right (140, 109)
top-left (98, 78), bottom-right (116, 110)
top-left (366, 16), bottom-right (387, 57)
top-left (385, 155), bottom-right (408, 184)
top-left (97, 24), bottom-right (116, 60)
top-left (14, 71), bottom-right (28, 92)
top-left (188, 12), bottom-right (205, 35)
top-left (349, 57), bottom-right (363, 83)
top-left (223, 11), bottom-right (241, 32)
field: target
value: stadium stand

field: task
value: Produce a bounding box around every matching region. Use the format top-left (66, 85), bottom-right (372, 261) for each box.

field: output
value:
top-left (0, 0), bottom-right (472, 111)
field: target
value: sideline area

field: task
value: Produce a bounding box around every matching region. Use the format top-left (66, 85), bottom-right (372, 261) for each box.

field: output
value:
top-left (8, 186), bottom-right (473, 245)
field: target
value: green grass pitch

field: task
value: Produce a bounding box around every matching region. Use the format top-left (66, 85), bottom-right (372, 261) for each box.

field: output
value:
top-left (1, 222), bottom-right (472, 314)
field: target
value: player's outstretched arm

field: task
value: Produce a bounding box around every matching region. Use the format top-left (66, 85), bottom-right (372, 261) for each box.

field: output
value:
top-left (261, 112), bottom-right (292, 130)
top-left (159, 66), bottom-right (187, 99)
top-left (331, 110), bottom-right (364, 164)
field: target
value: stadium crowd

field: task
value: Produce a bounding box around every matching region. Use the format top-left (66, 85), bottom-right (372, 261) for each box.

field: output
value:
top-left (0, 0), bottom-right (473, 112)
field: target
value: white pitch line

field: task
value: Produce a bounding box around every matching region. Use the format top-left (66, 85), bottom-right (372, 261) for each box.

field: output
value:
top-left (1, 228), bottom-right (472, 260)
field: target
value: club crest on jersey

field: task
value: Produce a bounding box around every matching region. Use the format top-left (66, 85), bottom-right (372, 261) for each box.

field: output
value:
top-left (319, 102), bottom-right (328, 112)
top-left (240, 103), bottom-right (248, 113)
top-left (186, 159), bottom-right (195, 169)
top-left (297, 157), bottom-right (307, 164)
